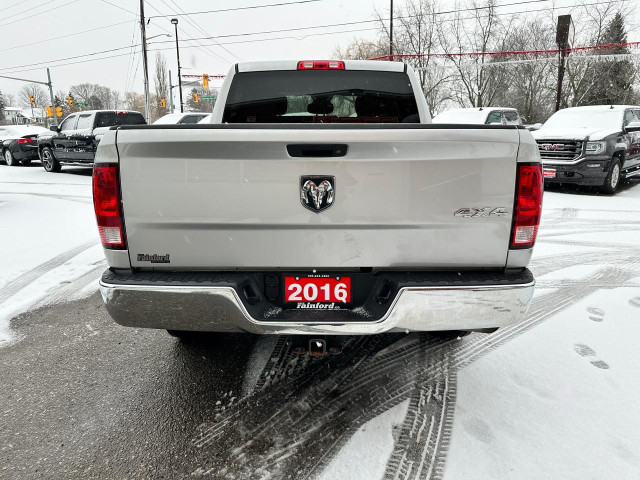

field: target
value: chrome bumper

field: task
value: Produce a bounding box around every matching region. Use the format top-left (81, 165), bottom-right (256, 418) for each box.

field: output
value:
top-left (99, 275), bottom-right (535, 335)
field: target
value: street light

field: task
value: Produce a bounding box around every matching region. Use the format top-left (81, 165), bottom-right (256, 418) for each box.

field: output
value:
top-left (171, 18), bottom-right (184, 113)
top-left (147, 33), bottom-right (171, 41)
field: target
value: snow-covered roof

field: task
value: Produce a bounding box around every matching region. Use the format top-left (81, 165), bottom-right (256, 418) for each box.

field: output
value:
top-left (556, 105), bottom-right (640, 112)
top-left (153, 112), bottom-right (208, 124)
top-left (433, 107), bottom-right (516, 124)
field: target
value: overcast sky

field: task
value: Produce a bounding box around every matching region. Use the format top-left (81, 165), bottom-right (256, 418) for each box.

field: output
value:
top-left (1, 0), bottom-right (638, 103)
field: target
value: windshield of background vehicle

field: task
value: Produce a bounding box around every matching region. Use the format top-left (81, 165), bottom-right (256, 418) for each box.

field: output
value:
top-left (222, 70), bottom-right (420, 123)
top-left (542, 109), bottom-right (623, 130)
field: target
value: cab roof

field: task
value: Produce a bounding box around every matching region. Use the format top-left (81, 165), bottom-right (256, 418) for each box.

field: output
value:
top-left (236, 60), bottom-right (406, 73)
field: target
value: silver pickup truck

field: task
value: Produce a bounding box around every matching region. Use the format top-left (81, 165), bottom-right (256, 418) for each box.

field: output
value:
top-left (94, 60), bottom-right (543, 339)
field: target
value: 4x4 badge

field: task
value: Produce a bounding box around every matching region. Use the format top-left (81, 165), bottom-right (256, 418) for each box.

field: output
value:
top-left (300, 176), bottom-right (335, 213)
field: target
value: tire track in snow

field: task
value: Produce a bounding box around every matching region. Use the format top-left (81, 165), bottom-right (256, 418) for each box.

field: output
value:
top-left (0, 240), bottom-right (96, 305)
top-left (189, 251), bottom-right (640, 479)
top-left (32, 262), bottom-right (105, 308)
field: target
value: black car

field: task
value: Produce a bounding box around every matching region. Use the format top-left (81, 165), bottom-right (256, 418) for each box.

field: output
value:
top-left (0, 125), bottom-right (49, 166)
top-left (37, 110), bottom-right (146, 172)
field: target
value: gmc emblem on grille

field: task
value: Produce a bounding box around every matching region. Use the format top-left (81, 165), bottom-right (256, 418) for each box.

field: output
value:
top-left (540, 143), bottom-right (564, 151)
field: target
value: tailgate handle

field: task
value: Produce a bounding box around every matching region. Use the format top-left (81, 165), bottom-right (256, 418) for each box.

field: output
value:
top-left (287, 144), bottom-right (347, 158)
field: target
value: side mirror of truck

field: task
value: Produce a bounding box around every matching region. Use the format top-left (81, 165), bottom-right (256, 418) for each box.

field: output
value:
top-left (49, 125), bottom-right (60, 133)
top-left (625, 121), bottom-right (640, 133)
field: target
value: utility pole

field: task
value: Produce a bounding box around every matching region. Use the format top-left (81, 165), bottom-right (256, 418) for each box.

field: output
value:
top-left (140, 0), bottom-right (151, 122)
top-left (168, 69), bottom-right (174, 113)
top-left (171, 18), bottom-right (184, 113)
top-left (389, 0), bottom-right (394, 59)
top-left (0, 72), bottom-right (58, 126)
top-left (46, 68), bottom-right (57, 127)
top-left (555, 14), bottom-right (574, 112)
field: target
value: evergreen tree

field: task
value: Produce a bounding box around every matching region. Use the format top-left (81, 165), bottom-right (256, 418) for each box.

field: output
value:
top-left (584, 13), bottom-right (636, 105)
top-left (0, 90), bottom-right (5, 123)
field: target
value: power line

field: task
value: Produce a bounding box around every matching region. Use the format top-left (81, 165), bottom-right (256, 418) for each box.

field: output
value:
top-left (0, 21), bottom-right (134, 53)
top-left (151, 0), bottom-right (233, 64)
top-left (164, 0), bottom-right (242, 62)
top-left (0, 26), bottom-right (381, 75)
top-left (146, 0), bottom-right (323, 19)
top-left (0, 0), bottom-right (82, 27)
top-left (0, 0), bottom-right (627, 74)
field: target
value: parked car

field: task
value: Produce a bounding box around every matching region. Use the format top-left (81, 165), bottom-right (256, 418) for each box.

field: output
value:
top-left (153, 112), bottom-right (209, 125)
top-left (37, 110), bottom-right (145, 172)
top-left (432, 107), bottom-right (522, 125)
top-left (198, 114), bottom-right (212, 123)
top-left (0, 125), bottom-right (49, 166)
top-left (532, 105), bottom-right (640, 193)
top-left (94, 59), bottom-right (542, 347)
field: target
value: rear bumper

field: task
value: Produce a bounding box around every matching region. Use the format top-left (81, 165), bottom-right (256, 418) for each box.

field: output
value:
top-left (99, 269), bottom-right (535, 335)
top-left (13, 146), bottom-right (40, 160)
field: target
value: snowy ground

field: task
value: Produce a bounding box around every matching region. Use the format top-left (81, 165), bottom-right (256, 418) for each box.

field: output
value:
top-left (0, 164), bottom-right (104, 344)
top-left (1, 164), bottom-right (639, 479)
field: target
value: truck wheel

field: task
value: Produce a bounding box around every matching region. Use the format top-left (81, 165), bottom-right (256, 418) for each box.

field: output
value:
top-left (430, 330), bottom-right (471, 339)
top-left (599, 158), bottom-right (621, 194)
top-left (41, 147), bottom-right (61, 173)
top-left (4, 149), bottom-right (18, 166)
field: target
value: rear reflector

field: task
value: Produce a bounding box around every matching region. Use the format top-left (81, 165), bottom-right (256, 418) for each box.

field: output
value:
top-left (17, 138), bottom-right (33, 144)
top-left (93, 164), bottom-right (126, 249)
top-left (511, 164), bottom-right (543, 248)
top-left (297, 60), bottom-right (345, 70)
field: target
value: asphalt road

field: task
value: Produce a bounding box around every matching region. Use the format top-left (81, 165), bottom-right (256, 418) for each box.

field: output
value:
top-left (1, 173), bottom-right (640, 480)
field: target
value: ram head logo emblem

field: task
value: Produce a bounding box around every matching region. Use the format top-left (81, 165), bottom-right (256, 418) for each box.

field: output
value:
top-left (300, 176), bottom-right (335, 213)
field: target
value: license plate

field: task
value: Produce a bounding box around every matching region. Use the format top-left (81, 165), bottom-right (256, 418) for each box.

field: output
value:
top-left (284, 275), bottom-right (351, 306)
top-left (543, 168), bottom-right (556, 178)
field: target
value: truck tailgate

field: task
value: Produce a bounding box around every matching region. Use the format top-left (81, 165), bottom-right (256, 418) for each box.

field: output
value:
top-left (113, 126), bottom-right (520, 269)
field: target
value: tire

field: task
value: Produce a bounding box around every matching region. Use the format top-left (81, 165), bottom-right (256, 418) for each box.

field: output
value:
top-left (599, 158), bottom-right (621, 194)
top-left (429, 330), bottom-right (472, 339)
top-left (167, 329), bottom-right (199, 341)
top-left (41, 147), bottom-right (61, 172)
top-left (4, 148), bottom-right (19, 167)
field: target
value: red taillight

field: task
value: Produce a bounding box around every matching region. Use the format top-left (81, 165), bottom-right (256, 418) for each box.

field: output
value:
top-left (17, 138), bottom-right (33, 144)
top-left (297, 60), bottom-right (345, 70)
top-left (93, 164), bottom-right (126, 248)
top-left (511, 164), bottom-right (543, 248)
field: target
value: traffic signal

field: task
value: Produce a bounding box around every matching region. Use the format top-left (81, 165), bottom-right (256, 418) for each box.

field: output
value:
top-left (67, 95), bottom-right (73, 106)
top-left (29, 94), bottom-right (35, 104)
top-left (193, 92), bottom-right (198, 103)
top-left (46, 106), bottom-right (53, 117)
top-left (202, 74), bottom-right (209, 88)
top-left (55, 106), bottom-right (63, 117)
top-left (160, 98), bottom-right (166, 108)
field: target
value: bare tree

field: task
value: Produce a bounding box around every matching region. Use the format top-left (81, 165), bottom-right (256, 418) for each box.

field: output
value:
top-left (492, 17), bottom-right (557, 122)
top-left (560, 1), bottom-right (631, 107)
top-left (3, 92), bottom-right (16, 107)
top-left (153, 52), bottom-right (169, 121)
top-left (386, 0), bottom-right (454, 115)
top-left (333, 37), bottom-right (388, 60)
top-left (439, 0), bottom-right (514, 108)
top-left (19, 83), bottom-right (47, 107)
top-left (124, 91), bottom-right (145, 112)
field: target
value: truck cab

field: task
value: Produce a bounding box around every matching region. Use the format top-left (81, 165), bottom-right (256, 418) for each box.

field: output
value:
top-left (38, 110), bottom-right (145, 172)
